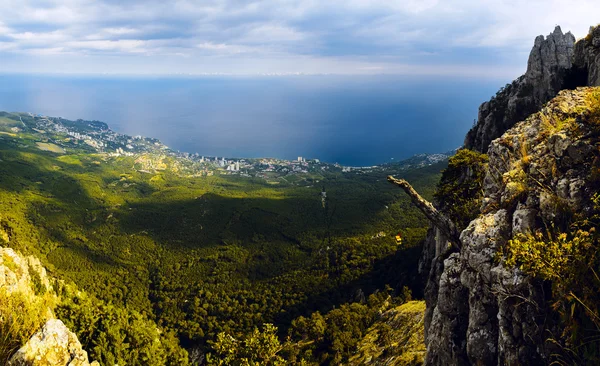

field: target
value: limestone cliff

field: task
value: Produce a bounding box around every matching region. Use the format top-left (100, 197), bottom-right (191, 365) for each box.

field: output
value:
top-left (420, 87), bottom-right (600, 364)
top-left (464, 25), bottom-right (600, 153)
top-left (420, 27), bottom-right (600, 363)
top-left (574, 25), bottom-right (600, 86)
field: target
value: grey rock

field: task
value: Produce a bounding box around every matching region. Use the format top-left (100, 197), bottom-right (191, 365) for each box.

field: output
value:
top-left (512, 206), bottom-right (537, 235)
top-left (8, 319), bottom-right (98, 366)
top-left (574, 25), bottom-right (600, 86)
top-left (0, 247), bottom-right (53, 296)
top-left (465, 26), bottom-right (576, 152)
top-left (1, 247), bottom-right (98, 366)
top-left (525, 26), bottom-right (575, 102)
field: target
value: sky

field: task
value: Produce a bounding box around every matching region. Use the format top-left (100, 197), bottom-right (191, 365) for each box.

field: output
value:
top-left (1, 0), bottom-right (600, 78)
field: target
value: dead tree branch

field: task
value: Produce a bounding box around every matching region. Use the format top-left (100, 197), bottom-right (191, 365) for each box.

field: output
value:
top-left (387, 175), bottom-right (462, 251)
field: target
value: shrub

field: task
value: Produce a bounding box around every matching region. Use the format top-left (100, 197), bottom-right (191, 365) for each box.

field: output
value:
top-left (434, 149), bottom-right (488, 230)
top-left (504, 230), bottom-right (593, 282)
top-left (207, 323), bottom-right (287, 366)
top-left (503, 193), bottom-right (600, 364)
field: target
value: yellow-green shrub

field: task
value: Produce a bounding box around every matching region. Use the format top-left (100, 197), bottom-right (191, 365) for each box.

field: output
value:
top-left (504, 230), bottom-right (593, 282)
top-left (0, 289), bottom-right (55, 364)
top-left (503, 194), bottom-right (600, 363)
top-left (207, 323), bottom-right (287, 366)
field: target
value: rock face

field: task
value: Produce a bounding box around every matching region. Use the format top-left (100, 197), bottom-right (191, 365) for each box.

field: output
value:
top-left (574, 25), bottom-right (600, 86)
top-left (0, 247), bottom-right (53, 296)
top-left (422, 87), bottom-right (600, 365)
top-left (0, 247), bottom-right (97, 366)
top-left (464, 25), bottom-right (600, 153)
top-left (8, 319), bottom-right (98, 366)
top-left (526, 26), bottom-right (576, 103)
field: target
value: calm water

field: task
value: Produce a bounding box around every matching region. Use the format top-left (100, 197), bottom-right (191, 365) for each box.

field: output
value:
top-left (0, 74), bottom-right (501, 166)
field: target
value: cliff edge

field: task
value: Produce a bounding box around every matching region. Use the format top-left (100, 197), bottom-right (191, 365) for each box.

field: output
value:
top-left (464, 25), bottom-right (600, 153)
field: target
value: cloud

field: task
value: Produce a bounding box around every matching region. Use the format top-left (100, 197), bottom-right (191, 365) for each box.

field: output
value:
top-left (1, 0), bottom-right (600, 76)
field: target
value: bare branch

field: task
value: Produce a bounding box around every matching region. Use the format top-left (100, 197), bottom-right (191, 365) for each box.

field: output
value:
top-left (387, 175), bottom-right (462, 251)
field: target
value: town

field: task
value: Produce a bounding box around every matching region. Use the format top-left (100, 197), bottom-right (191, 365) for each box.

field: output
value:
top-left (0, 112), bottom-right (451, 183)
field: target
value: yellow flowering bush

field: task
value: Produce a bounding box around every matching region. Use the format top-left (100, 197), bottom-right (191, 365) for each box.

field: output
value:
top-left (505, 230), bottom-right (593, 282)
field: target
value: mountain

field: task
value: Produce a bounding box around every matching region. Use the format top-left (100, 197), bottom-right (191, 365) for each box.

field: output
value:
top-left (4, 21), bottom-right (600, 366)
top-left (464, 25), bottom-right (600, 153)
top-left (412, 24), bottom-right (600, 365)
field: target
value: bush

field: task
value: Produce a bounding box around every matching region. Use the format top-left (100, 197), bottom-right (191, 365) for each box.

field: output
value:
top-left (434, 149), bottom-right (488, 230)
top-left (503, 193), bottom-right (600, 364)
top-left (207, 323), bottom-right (287, 366)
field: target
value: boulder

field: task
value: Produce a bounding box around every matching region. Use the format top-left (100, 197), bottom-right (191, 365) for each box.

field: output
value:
top-left (8, 319), bottom-right (98, 366)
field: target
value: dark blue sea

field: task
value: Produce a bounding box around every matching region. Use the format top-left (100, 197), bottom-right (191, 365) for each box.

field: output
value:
top-left (0, 74), bottom-right (502, 166)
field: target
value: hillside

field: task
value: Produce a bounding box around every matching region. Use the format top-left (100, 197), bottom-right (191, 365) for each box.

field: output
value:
top-left (0, 110), bottom-right (445, 364)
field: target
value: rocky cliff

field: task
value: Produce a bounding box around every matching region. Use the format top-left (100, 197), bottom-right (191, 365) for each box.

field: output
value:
top-left (464, 25), bottom-right (600, 153)
top-left (0, 247), bottom-right (98, 366)
top-left (415, 24), bottom-right (600, 366)
top-left (420, 87), bottom-right (600, 364)
top-left (574, 25), bottom-right (600, 86)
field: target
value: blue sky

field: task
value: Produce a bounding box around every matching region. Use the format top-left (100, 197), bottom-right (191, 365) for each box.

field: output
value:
top-left (1, 0), bottom-right (599, 78)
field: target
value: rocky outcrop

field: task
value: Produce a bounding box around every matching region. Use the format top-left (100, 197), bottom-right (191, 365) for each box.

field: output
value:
top-left (464, 25), bottom-right (600, 153)
top-left (422, 87), bottom-right (600, 365)
top-left (0, 247), bottom-right (97, 366)
top-left (8, 319), bottom-right (98, 366)
top-left (573, 25), bottom-right (600, 86)
top-left (526, 26), bottom-right (576, 102)
top-left (1, 247), bottom-right (53, 296)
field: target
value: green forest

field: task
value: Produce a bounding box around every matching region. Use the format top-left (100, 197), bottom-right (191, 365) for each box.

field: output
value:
top-left (0, 118), bottom-right (444, 364)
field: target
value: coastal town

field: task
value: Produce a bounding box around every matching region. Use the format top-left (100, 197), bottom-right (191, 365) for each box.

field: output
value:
top-left (0, 111), bottom-right (452, 182)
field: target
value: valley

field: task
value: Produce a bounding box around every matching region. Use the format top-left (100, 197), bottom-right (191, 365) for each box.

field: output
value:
top-left (0, 111), bottom-right (444, 364)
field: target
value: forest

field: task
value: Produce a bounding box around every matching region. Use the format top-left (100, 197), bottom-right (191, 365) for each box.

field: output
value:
top-left (0, 121), bottom-right (444, 364)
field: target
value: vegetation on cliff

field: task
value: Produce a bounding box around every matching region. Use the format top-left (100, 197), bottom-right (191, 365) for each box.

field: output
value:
top-left (501, 87), bottom-right (600, 364)
top-left (433, 149), bottom-right (488, 231)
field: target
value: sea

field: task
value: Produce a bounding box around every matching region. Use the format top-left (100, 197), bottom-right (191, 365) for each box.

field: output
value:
top-left (0, 73), bottom-right (502, 166)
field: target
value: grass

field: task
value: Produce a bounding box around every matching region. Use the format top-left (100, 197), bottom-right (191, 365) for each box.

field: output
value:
top-left (0, 289), bottom-right (55, 364)
top-left (35, 142), bottom-right (65, 154)
top-left (584, 88), bottom-right (600, 124)
top-left (349, 300), bottom-right (426, 365)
